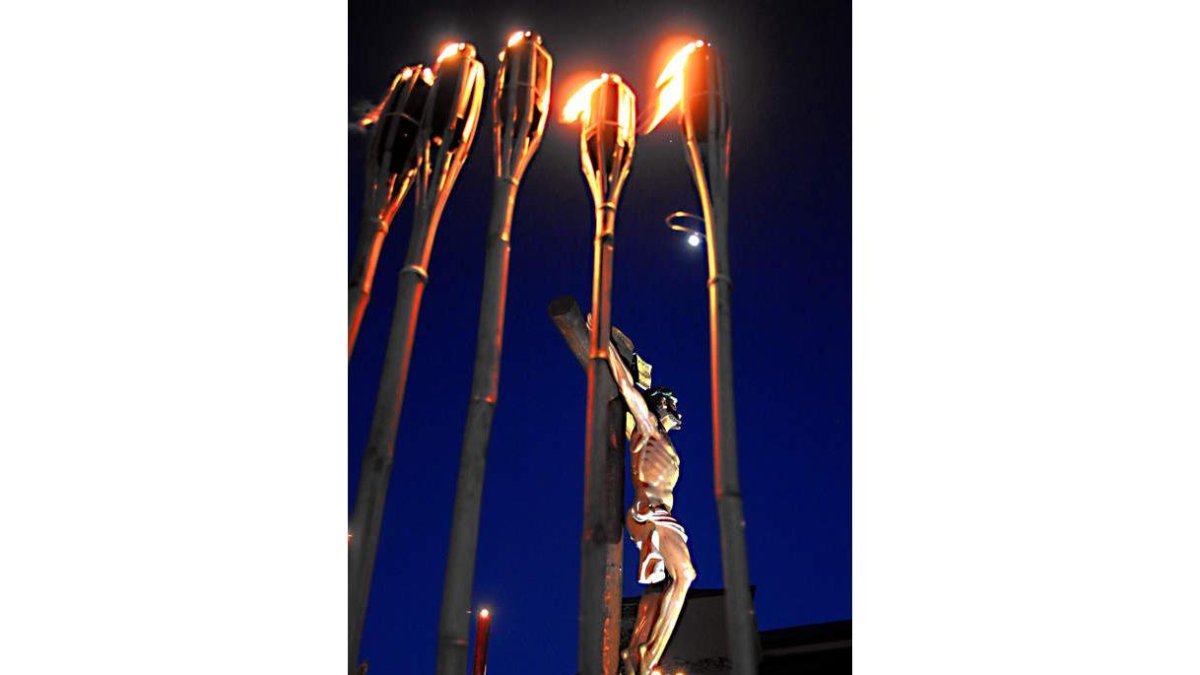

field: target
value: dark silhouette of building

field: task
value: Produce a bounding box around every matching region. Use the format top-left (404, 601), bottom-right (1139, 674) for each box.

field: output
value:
top-left (619, 588), bottom-right (850, 674)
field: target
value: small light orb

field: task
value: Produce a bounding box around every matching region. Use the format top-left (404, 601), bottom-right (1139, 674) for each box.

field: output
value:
top-left (687, 233), bottom-right (701, 247)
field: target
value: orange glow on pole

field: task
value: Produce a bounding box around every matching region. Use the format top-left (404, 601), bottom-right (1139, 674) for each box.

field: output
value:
top-left (643, 39), bottom-right (706, 134)
top-left (472, 608), bottom-right (492, 675)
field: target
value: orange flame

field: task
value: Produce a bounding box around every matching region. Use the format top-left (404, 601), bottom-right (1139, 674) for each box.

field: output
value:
top-left (561, 75), bottom-right (605, 124)
top-left (561, 73), bottom-right (628, 125)
top-left (437, 42), bottom-right (467, 63)
top-left (643, 39), bottom-right (706, 134)
top-left (500, 30), bottom-right (535, 61)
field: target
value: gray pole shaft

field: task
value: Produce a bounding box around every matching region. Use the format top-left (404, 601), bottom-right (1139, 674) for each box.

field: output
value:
top-left (349, 190), bottom-right (446, 674)
top-left (580, 206), bottom-right (617, 675)
top-left (435, 179), bottom-right (519, 675)
top-left (703, 184), bottom-right (759, 673)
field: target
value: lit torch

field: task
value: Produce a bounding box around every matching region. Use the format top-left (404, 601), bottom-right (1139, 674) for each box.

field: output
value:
top-left (349, 65), bottom-right (434, 356)
top-left (349, 41), bottom-right (486, 675)
top-left (645, 40), bottom-right (759, 674)
top-left (436, 31), bottom-right (551, 675)
top-left (563, 72), bottom-right (637, 675)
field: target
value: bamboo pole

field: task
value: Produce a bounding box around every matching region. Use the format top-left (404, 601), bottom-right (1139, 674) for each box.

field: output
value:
top-left (602, 395), bottom-right (627, 675)
top-left (581, 202), bottom-right (617, 675)
top-left (564, 74), bottom-right (637, 675)
top-left (348, 44), bottom-right (486, 675)
top-left (681, 44), bottom-right (759, 673)
top-left (435, 35), bottom-right (552, 675)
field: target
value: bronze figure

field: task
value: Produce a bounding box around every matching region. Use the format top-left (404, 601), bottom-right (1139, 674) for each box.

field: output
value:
top-left (606, 341), bottom-right (695, 675)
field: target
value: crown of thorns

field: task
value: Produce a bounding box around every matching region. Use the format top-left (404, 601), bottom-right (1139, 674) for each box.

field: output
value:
top-left (643, 386), bottom-right (679, 414)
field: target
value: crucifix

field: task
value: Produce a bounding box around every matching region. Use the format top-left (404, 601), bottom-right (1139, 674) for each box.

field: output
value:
top-left (550, 296), bottom-right (697, 675)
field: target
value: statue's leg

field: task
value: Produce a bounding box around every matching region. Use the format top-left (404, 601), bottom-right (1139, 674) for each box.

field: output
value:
top-left (640, 526), bottom-right (696, 673)
top-left (624, 511), bottom-right (660, 675)
top-left (623, 586), bottom-right (661, 675)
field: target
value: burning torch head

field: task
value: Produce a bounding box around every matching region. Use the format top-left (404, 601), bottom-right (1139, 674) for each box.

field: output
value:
top-left (493, 31), bottom-right (553, 181)
top-left (363, 65), bottom-right (434, 207)
top-left (644, 40), bottom-right (730, 205)
top-left (423, 43), bottom-right (486, 156)
top-left (562, 74), bottom-right (637, 210)
top-left (679, 43), bottom-right (729, 147)
top-left (643, 40), bottom-right (728, 144)
top-left (412, 42), bottom-right (485, 200)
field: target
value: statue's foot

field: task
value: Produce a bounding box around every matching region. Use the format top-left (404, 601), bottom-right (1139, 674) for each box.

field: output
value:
top-left (637, 643), bottom-right (653, 675)
top-left (620, 648), bottom-right (637, 675)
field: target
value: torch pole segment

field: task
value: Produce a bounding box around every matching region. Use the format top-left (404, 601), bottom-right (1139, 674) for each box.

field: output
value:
top-left (349, 45), bottom-right (485, 675)
top-left (681, 45), bottom-right (759, 674)
top-left (581, 202), bottom-right (618, 675)
top-left (348, 211), bottom-right (386, 353)
top-left (602, 394), bottom-right (627, 675)
top-left (435, 180), bottom-right (516, 675)
top-left (436, 34), bottom-right (551, 675)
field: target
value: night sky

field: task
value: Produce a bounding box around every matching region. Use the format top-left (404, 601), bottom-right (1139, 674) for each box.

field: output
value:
top-left (348, 1), bottom-right (850, 672)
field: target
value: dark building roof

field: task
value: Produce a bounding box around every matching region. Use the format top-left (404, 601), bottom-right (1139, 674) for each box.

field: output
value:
top-left (616, 588), bottom-right (850, 674)
top-left (760, 620), bottom-right (851, 674)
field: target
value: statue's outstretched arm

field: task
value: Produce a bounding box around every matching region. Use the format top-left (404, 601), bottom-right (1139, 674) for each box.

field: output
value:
top-left (583, 313), bottom-right (664, 454)
top-left (606, 344), bottom-right (660, 453)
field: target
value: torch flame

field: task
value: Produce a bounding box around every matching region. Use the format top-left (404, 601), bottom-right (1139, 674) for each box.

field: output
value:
top-left (437, 42), bottom-right (466, 63)
top-left (561, 75), bottom-right (608, 124)
top-left (643, 39), bottom-right (706, 134)
top-left (562, 73), bottom-right (627, 126)
top-left (507, 30), bottom-right (530, 47)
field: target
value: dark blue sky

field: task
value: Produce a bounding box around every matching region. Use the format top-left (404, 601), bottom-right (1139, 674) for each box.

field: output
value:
top-left (348, 1), bottom-right (849, 672)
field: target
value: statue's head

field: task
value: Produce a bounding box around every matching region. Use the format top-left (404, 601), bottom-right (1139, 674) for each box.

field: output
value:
top-left (644, 386), bottom-right (682, 432)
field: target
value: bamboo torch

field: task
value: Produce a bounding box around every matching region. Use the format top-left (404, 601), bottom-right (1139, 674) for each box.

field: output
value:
top-left (645, 40), bottom-right (759, 673)
top-left (563, 73), bottom-right (637, 675)
top-left (436, 31), bottom-right (552, 675)
top-left (349, 65), bottom-right (433, 356)
top-left (348, 42), bottom-right (486, 675)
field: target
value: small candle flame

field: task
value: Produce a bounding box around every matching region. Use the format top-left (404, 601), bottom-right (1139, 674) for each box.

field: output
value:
top-left (643, 39), bottom-right (705, 134)
top-left (479, 608), bottom-right (490, 618)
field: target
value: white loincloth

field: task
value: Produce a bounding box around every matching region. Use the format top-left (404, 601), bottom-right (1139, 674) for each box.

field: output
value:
top-left (627, 504), bottom-right (688, 585)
